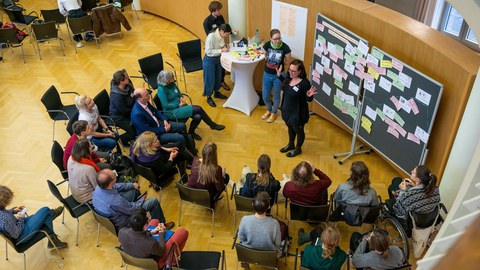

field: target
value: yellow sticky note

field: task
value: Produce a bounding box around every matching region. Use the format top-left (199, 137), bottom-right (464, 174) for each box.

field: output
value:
top-left (380, 60), bottom-right (393, 68)
top-left (367, 67), bottom-right (379, 80)
top-left (361, 116), bottom-right (372, 133)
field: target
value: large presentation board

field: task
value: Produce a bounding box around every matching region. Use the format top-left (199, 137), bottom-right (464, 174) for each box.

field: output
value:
top-left (358, 46), bottom-right (443, 174)
top-left (310, 13), bottom-right (369, 131)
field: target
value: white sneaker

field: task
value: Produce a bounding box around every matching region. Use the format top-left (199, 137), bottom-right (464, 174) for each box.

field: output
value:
top-left (76, 42), bottom-right (84, 48)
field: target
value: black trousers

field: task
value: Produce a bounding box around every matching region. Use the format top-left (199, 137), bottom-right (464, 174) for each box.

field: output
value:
top-left (286, 123), bottom-right (306, 149)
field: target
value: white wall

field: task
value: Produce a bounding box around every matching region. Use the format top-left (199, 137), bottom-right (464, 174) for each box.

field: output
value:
top-left (228, 0), bottom-right (247, 40)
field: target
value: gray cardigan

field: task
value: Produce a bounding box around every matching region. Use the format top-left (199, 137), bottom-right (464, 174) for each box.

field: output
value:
top-left (352, 239), bottom-right (404, 269)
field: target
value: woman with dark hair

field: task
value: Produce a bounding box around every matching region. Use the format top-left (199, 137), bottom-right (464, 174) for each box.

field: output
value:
top-left (187, 142), bottom-right (229, 207)
top-left (277, 60), bottom-right (317, 157)
top-left (203, 23), bottom-right (232, 107)
top-left (350, 229), bottom-right (404, 270)
top-left (157, 70), bottom-right (225, 141)
top-left (301, 226), bottom-right (347, 270)
top-left (333, 161), bottom-right (378, 206)
top-left (239, 154), bottom-right (280, 206)
top-left (388, 165), bottom-right (441, 222)
top-left (283, 161), bottom-right (332, 205)
top-left (110, 69), bottom-right (136, 145)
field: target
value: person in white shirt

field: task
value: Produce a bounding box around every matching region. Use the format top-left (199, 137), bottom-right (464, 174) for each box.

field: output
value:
top-left (202, 23), bottom-right (231, 107)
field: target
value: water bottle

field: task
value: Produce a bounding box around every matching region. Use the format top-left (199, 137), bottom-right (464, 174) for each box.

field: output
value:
top-left (255, 29), bottom-right (260, 44)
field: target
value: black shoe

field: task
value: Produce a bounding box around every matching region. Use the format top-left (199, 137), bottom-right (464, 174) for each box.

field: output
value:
top-left (192, 132), bottom-right (202, 140)
top-left (51, 206), bottom-right (64, 220)
top-left (221, 82), bottom-right (231, 91)
top-left (280, 144), bottom-right (295, 153)
top-left (210, 124), bottom-right (225, 131)
top-left (213, 92), bottom-right (228, 99)
top-left (207, 97), bottom-right (216, 107)
top-left (286, 148), bottom-right (302, 157)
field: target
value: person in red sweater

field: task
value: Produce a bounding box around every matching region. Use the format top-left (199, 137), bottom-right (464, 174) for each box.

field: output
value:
top-left (283, 161), bottom-right (332, 205)
top-left (63, 120), bottom-right (110, 170)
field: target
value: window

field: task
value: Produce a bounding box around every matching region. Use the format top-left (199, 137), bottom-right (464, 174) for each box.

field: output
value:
top-left (439, 3), bottom-right (479, 52)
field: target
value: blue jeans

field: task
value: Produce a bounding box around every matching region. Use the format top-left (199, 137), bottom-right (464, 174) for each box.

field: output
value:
top-left (142, 198), bottom-right (166, 223)
top-left (91, 132), bottom-right (119, 152)
top-left (262, 72), bottom-right (282, 114)
top-left (203, 56), bottom-right (222, 97)
top-left (159, 122), bottom-right (186, 145)
top-left (17, 207), bottom-right (55, 243)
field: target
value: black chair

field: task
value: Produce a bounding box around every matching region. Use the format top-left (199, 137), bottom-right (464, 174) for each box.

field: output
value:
top-left (0, 225), bottom-right (64, 270)
top-left (235, 243), bottom-right (278, 270)
top-left (67, 15), bottom-right (99, 53)
top-left (138, 52), bottom-right (164, 90)
top-left (0, 27), bottom-right (26, 63)
top-left (40, 8), bottom-right (69, 41)
top-left (115, 247), bottom-right (158, 270)
top-left (93, 89), bottom-right (119, 133)
top-left (177, 39), bottom-right (202, 92)
top-left (66, 110), bottom-right (79, 136)
top-left (3, 5), bottom-right (38, 27)
top-left (173, 250), bottom-right (226, 270)
top-left (47, 180), bottom-right (91, 246)
top-left (40, 85), bottom-right (78, 141)
top-left (81, 0), bottom-right (97, 12)
top-left (409, 203), bottom-right (447, 258)
top-left (31, 21), bottom-right (65, 60)
top-left (133, 162), bottom-right (177, 198)
top-left (51, 140), bottom-right (69, 189)
top-left (232, 193), bottom-right (254, 234)
top-left (119, 0), bottom-right (139, 19)
top-left (91, 208), bottom-right (118, 247)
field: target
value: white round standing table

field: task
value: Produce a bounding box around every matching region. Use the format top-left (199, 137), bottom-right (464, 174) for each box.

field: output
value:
top-left (221, 53), bottom-right (265, 116)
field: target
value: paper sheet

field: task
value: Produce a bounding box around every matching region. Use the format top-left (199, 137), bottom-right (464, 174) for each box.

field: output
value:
top-left (414, 126), bottom-right (429, 144)
top-left (365, 105), bottom-right (377, 121)
top-left (379, 77), bottom-right (392, 92)
top-left (415, 88), bottom-right (431, 106)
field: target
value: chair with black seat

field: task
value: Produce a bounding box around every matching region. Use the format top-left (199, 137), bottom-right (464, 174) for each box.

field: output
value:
top-left (3, 5), bottom-right (38, 27)
top-left (137, 52), bottom-right (164, 91)
top-left (234, 243), bottom-right (278, 270)
top-left (0, 27), bottom-right (26, 63)
top-left (93, 89), bottom-right (120, 134)
top-left (409, 203), bottom-right (447, 258)
top-left (67, 15), bottom-right (99, 53)
top-left (40, 8), bottom-right (69, 41)
top-left (51, 140), bottom-right (69, 192)
top-left (133, 162), bottom-right (177, 198)
top-left (232, 193), bottom-right (254, 234)
top-left (66, 110), bottom-right (79, 136)
top-left (81, 0), bottom-right (97, 12)
top-left (91, 208), bottom-right (118, 247)
top-left (47, 180), bottom-right (91, 246)
top-left (41, 85), bottom-right (78, 141)
top-left (173, 249), bottom-right (226, 270)
top-left (119, 0), bottom-right (139, 19)
top-left (177, 39), bottom-right (202, 92)
top-left (284, 197), bottom-right (330, 227)
top-left (31, 21), bottom-right (65, 60)
top-left (0, 225), bottom-right (64, 270)
top-left (115, 247), bottom-right (158, 270)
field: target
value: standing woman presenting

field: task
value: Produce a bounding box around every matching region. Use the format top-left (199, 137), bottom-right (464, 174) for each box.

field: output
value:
top-left (203, 23), bottom-right (232, 108)
top-left (277, 60), bottom-right (317, 157)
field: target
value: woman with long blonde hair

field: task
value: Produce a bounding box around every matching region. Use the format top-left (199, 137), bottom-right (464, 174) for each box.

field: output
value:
top-left (187, 142), bottom-right (229, 207)
top-left (301, 226), bottom-right (347, 270)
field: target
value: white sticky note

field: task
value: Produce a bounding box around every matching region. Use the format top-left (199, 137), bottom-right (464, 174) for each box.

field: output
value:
top-left (322, 82), bottom-right (331, 96)
top-left (344, 94), bottom-right (355, 106)
top-left (327, 42), bottom-right (336, 54)
top-left (398, 96), bottom-right (412, 113)
top-left (383, 104), bottom-right (396, 119)
top-left (345, 42), bottom-right (356, 56)
top-left (365, 105), bottom-right (377, 121)
top-left (415, 88), bottom-right (432, 106)
top-left (398, 72), bottom-right (412, 89)
top-left (336, 89), bottom-right (346, 101)
top-left (414, 126), bottom-right (429, 144)
top-left (357, 40), bottom-right (368, 56)
top-left (321, 55), bottom-right (330, 68)
top-left (364, 80), bottom-right (375, 93)
top-left (315, 62), bottom-right (324, 75)
top-left (344, 61), bottom-right (355, 75)
top-left (348, 81), bottom-right (359, 95)
top-left (366, 54), bottom-right (379, 66)
top-left (333, 70), bottom-right (343, 82)
top-left (379, 77), bottom-right (392, 93)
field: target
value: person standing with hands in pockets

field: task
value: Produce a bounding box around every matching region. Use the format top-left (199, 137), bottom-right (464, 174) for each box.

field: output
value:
top-left (277, 60), bottom-right (317, 157)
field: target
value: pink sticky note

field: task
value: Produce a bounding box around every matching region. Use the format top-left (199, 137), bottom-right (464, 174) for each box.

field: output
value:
top-left (377, 67), bottom-right (386, 75)
top-left (324, 66), bottom-right (332, 75)
top-left (341, 70), bottom-right (348, 81)
top-left (407, 132), bottom-right (421, 144)
top-left (332, 63), bottom-right (339, 72)
top-left (357, 56), bottom-right (367, 66)
top-left (323, 42), bottom-right (328, 55)
top-left (387, 126), bottom-right (400, 139)
top-left (314, 48), bottom-right (322, 57)
top-left (355, 62), bottom-right (364, 71)
top-left (335, 50), bottom-right (344, 60)
top-left (390, 96), bottom-right (402, 111)
top-left (341, 108), bottom-right (349, 114)
top-left (394, 123), bottom-right (407, 137)
top-left (312, 76), bottom-right (320, 85)
top-left (355, 69), bottom-right (364, 79)
top-left (364, 73), bottom-right (374, 82)
top-left (330, 53), bottom-right (338, 63)
top-left (392, 59), bottom-right (404, 72)
top-left (316, 23), bottom-right (324, 32)
top-left (312, 70), bottom-right (320, 78)
top-left (385, 117), bottom-right (395, 127)
top-left (407, 98), bottom-right (419, 115)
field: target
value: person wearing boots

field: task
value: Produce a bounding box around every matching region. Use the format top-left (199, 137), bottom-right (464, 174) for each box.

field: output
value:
top-left (157, 70), bottom-right (225, 141)
top-left (0, 185), bottom-right (67, 249)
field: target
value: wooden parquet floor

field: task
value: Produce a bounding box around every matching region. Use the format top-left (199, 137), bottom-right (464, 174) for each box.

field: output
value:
top-left (0, 1), bottom-right (405, 269)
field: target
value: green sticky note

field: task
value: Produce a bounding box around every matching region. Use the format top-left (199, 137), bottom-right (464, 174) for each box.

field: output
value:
top-left (334, 80), bottom-right (343, 88)
top-left (348, 105), bottom-right (358, 120)
top-left (317, 35), bottom-right (326, 44)
top-left (392, 80), bottom-right (405, 91)
top-left (394, 112), bottom-right (405, 127)
top-left (376, 108), bottom-right (386, 121)
top-left (371, 48), bottom-right (384, 60)
top-left (333, 95), bottom-right (344, 110)
top-left (345, 54), bottom-right (355, 64)
top-left (387, 70), bottom-right (399, 81)
top-left (335, 44), bottom-right (344, 54)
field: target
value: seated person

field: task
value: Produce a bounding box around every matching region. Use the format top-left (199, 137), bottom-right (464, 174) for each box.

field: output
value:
top-left (110, 69), bottom-right (137, 146)
top-left (67, 139), bottom-right (101, 204)
top-left (333, 161), bottom-right (378, 206)
top-left (239, 154), bottom-right (280, 206)
top-left (64, 120), bottom-right (110, 170)
top-left (350, 229), bottom-right (404, 270)
top-left (386, 165), bottom-right (441, 234)
top-left (238, 192), bottom-right (283, 257)
top-left (75, 95), bottom-right (119, 152)
top-left (157, 70), bottom-right (225, 141)
top-left (283, 161), bottom-right (332, 205)
top-left (92, 169), bottom-right (174, 230)
top-left (301, 226), bottom-right (346, 270)
top-left (118, 208), bottom-right (189, 269)
top-left (0, 185), bottom-right (67, 249)
top-left (187, 142), bottom-right (229, 208)
top-left (131, 88), bottom-right (193, 153)
top-left (130, 131), bottom-right (193, 184)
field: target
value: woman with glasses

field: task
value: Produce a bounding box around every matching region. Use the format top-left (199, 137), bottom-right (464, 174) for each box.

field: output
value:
top-left (261, 29), bottom-right (291, 123)
top-left (276, 60), bottom-right (317, 157)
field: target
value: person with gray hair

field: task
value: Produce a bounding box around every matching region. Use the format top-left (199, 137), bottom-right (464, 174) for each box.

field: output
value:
top-left (157, 70), bottom-right (225, 141)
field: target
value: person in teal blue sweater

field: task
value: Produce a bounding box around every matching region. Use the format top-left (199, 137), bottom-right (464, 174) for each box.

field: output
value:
top-left (157, 70), bottom-right (225, 141)
top-left (301, 226), bottom-right (347, 270)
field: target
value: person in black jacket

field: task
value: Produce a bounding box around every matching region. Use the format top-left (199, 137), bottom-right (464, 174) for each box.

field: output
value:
top-left (109, 69), bottom-right (136, 145)
top-left (277, 60), bottom-right (317, 157)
